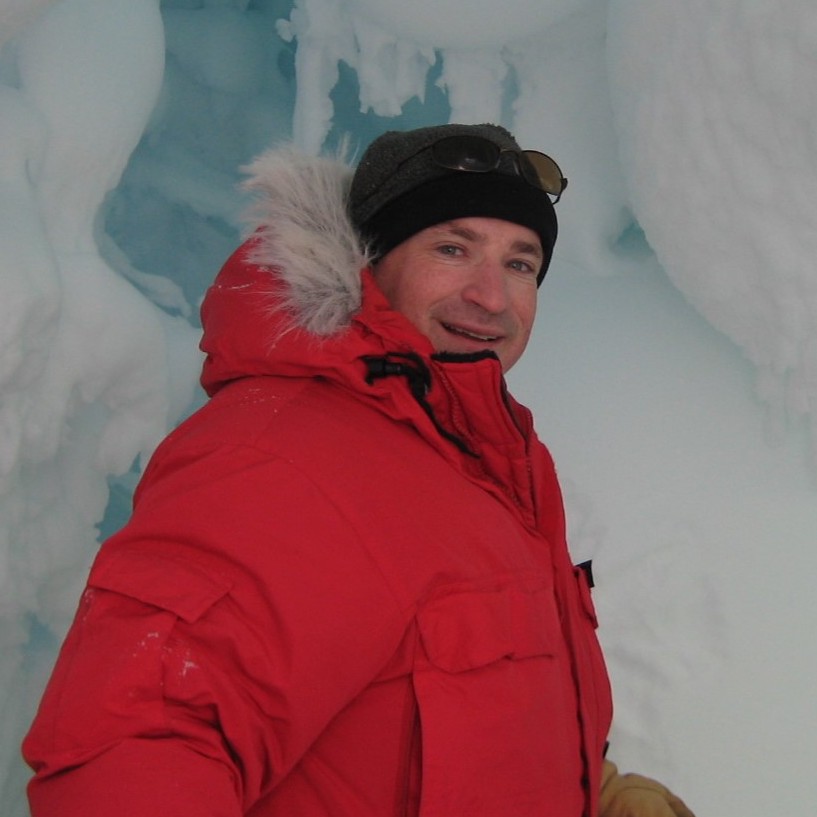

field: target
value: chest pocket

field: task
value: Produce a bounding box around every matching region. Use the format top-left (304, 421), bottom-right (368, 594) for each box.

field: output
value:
top-left (417, 578), bottom-right (554, 671)
top-left (411, 576), bottom-right (585, 817)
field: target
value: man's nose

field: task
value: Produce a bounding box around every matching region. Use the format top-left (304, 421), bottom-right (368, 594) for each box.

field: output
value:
top-left (461, 259), bottom-right (509, 314)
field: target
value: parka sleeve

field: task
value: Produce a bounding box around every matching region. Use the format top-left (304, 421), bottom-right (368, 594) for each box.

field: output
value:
top-left (23, 562), bottom-right (243, 817)
top-left (23, 443), bottom-right (408, 816)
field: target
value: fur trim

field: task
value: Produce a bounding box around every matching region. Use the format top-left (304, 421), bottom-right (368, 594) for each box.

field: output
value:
top-left (240, 146), bottom-right (371, 336)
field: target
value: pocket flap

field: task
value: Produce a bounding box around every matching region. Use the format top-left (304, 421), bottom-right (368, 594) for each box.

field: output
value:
top-left (89, 545), bottom-right (233, 624)
top-left (417, 579), bottom-right (556, 673)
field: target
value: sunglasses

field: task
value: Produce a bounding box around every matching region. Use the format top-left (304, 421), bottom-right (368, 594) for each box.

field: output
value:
top-left (425, 134), bottom-right (567, 203)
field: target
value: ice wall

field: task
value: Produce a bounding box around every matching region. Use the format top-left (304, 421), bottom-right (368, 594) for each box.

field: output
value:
top-left (1, 1), bottom-right (816, 816)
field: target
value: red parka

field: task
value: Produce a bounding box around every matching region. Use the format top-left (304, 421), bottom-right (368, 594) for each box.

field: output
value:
top-left (23, 148), bottom-right (613, 817)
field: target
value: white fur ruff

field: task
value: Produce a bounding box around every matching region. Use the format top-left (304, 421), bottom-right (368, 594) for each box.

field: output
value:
top-left (240, 146), bottom-right (371, 336)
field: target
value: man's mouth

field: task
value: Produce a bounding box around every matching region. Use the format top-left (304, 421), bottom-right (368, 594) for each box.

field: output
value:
top-left (442, 323), bottom-right (501, 343)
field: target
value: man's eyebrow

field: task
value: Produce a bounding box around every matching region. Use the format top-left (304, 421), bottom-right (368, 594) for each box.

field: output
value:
top-left (510, 239), bottom-right (543, 259)
top-left (431, 223), bottom-right (481, 242)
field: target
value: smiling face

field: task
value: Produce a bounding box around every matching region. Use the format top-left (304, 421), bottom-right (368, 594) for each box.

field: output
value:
top-left (372, 217), bottom-right (541, 372)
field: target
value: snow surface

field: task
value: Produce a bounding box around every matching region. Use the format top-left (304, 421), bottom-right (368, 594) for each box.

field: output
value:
top-left (1, 1), bottom-right (816, 815)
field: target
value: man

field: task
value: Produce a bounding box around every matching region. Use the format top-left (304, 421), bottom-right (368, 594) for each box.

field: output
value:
top-left (23, 123), bottom-right (694, 816)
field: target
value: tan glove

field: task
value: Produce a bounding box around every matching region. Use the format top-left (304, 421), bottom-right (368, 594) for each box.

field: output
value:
top-left (599, 759), bottom-right (696, 817)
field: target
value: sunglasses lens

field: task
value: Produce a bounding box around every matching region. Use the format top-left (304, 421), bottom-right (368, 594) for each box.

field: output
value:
top-left (432, 135), bottom-right (500, 173)
top-left (520, 151), bottom-right (565, 196)
top-left (429, 135), bottom-right (566, 201)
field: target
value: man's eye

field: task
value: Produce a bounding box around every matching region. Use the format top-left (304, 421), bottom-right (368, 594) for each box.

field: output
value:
top-left (437, 244), bottom-right (461, 255)
top-left (509, 259), bottom-right (537, 274)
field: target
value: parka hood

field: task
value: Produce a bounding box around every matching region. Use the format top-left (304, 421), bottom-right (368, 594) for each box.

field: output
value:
top-left (199, 146), bottom-right (434, 397)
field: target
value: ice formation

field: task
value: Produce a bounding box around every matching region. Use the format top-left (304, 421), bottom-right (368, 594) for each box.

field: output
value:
top-left (0, 1), bottom-right (199, 809)
top-left (1, 2), bottom-right (816, 815)
top-left (607, 0), bottom-right (817, 453)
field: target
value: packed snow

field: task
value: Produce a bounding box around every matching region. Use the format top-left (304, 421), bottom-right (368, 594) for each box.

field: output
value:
top-left (1, 1), bottom-right (815, 815)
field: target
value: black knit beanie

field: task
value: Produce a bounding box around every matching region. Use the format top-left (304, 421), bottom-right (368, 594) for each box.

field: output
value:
top-left (348, 123), bottom-right (559, 285)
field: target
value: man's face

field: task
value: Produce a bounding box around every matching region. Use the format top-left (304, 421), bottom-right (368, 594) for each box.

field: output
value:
top-left (373, 217), bottom-right (541, 372)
